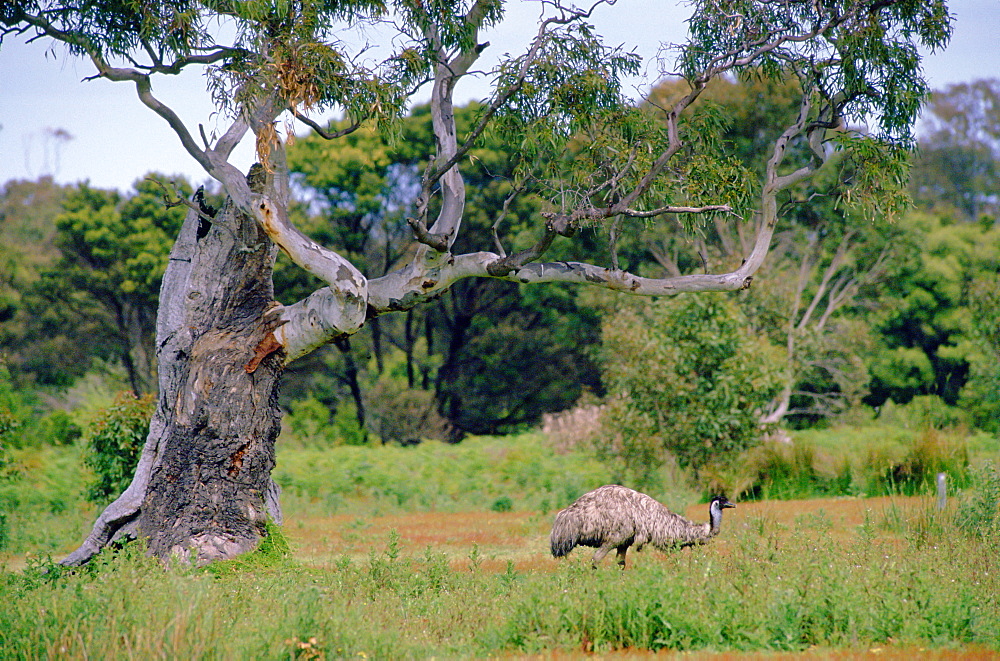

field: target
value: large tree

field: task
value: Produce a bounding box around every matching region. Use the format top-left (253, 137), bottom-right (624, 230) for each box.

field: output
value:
top-left (1, 0), bottom-right (950, 565)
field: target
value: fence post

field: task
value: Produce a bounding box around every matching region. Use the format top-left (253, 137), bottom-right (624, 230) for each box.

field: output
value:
top-left (937, 472), bottom-right (947, 511)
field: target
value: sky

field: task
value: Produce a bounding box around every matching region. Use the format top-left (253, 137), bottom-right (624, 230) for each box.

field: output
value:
top-left (1, 0), bottom-right (998, 193)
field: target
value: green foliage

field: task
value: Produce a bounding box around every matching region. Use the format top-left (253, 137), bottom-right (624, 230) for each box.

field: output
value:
top-left (0, 178), bottom-right (69, 387)
top-left (682, 0), bottom-right (951, 144)
top-left (0, 366), bottom-right (31, 449)
top-left (0, 366), bottom-right (77, 449)
top-left (205, 520), bottom-right (292, 577)
top-left (83, 392), bottom-right (154, 504)
top-left (6, 175), bottom-right (191, 392)
top-left (0, 432), bottom-right (14, 551)
top-left (35, 410), bottom-right (82, 446)
top-left (731, 440), bottom-right (856, 501)
top-left (647, 76), bottom-right (803, 176)
top-left (273, 433), bottom-right (612, 516)
top-left (865, 210), bottom-right (1000, 409)
top-left (959, 272), bottom-right (1000, 430)
top-left (955, 462), bottom-right (1000, 543)
top-left (286, 103), bottom-right (603, 436)
top-left (0, 443), bottom-right (97, 556)
top-left (863, 427), bottom-right (969, 496)
top-left (365, 379), bottom-right (449, 445)
top-left (835, 135), bottom-right (913, 223)
top-left (283, 396), bottom-right (367, 447)
top-left (436, 287), bottom-right (602, 435)
top-left (726, 418), bottom-right (976, 501)
top-left (597, 295), bottom-right (783, 484)
top-left (877, 395), bottom-right (969, 429)
top-left (490, 496), bottom-right (513, 512)
top-left (492, 19), bottom-right (642, 194)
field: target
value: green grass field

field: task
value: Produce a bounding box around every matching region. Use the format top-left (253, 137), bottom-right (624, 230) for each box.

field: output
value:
top-left (1, 432), bottom-right (998, 658)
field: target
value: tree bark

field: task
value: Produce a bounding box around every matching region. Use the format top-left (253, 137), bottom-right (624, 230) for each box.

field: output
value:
top-left (64, 173), bottom-right (285, 565)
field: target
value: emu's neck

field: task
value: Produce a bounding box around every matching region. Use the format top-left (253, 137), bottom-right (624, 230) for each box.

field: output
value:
top-left (708, 502), bottom-right (723, 536)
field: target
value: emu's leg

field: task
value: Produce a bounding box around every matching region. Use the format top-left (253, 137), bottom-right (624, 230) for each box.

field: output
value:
top-left (615, 545), bottom-right (629, 569)
top-left (591, 544), bottom-right (615, 568)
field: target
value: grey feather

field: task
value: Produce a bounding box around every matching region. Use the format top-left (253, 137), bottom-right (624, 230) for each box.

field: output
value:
top-left (549, 485), bottom-right (735, 568)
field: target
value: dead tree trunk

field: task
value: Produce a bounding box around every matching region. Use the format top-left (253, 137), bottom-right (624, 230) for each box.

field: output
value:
top-left (63, 174), bottom-right (285, 565)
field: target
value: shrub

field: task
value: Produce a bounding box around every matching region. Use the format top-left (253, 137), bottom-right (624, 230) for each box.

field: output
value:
top-left (877, 395), bottom-right (968, 429)
top-left (284, 396), bottom-right (367, 447)
top-left (83, 392), bottom-right (155, 503)
top-left (866, 427), bottom-right (969, 496)
top-left (596, 295), bottom-right (783, 487)
top-left (38, 410), bottom-right (83, 446)
top-left (726, 440), bottom-right (854, 500)
top-left (365, 380), bottom-right (449, 445)
top-left (490, 496), bottom-right (513, 512)
top-left (0, 443), bottom-right (13, 552)
top-left (956, 462), bottom-right (1000, 542)
top-left (540, 403), bottom-right (605, 454)
top-left (0, 366), bottom-right (31, 448)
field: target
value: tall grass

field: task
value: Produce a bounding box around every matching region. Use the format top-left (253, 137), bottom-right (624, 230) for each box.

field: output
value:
top-left (2, 435), bottom-right (999, 657)
top-left (0, 444), bottom-right (97, 556)
top-left (3, 493), bottom-right (999, 658)
top-left (728, 424), bottom-right (983, 501)
top-left (273, 433), bottom-right (618, 517)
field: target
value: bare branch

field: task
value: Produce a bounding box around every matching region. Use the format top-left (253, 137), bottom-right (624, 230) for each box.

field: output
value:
top-left (540, 203), bottom-right (731, 230)
top-left (622, 204), bottom-right (733, 218)
top-left (367, 250), bottom-right (758, 315)
top-left (147, 178), bottom-right (216, 224)
top-left (415, 0), bottom-right (619, 247)
top-left (797, 230), bottom-right (855, 330)
top-left (491, 183), bottom-right (527, 257)
top-left (293, 110), bottom-right (362, 140)
top-left (211, 115), bottom-right (249, 162)
top-left (407, 217), bottom-right (450, 252)
top-left (486, 229), bottom-right (557, 277)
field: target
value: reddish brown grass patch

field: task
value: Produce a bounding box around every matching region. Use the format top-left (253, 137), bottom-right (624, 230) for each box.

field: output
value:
top-left (285, 495), bottom-right (936, 572)
top-left (285, 510), bottom-right (555, 571)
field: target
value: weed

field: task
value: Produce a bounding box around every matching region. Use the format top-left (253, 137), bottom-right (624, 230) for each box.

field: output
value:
top-left (491, 495), bottom-right (514, 512)
top-left (955, 462), bottom-right (1000, 542)
top-left (468, 542), bottom-right (482, 573)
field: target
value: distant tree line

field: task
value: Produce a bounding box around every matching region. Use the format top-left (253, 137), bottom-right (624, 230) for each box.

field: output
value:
top-left (2, 78), bottom-right (998, 447)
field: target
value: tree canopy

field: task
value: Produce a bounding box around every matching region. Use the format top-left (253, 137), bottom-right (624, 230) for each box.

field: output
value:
top-left (2, 1), bottom-right (952, 328)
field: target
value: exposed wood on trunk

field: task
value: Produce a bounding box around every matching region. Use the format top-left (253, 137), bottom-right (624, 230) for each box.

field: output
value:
top-left (64, 182), bottom-right (286, 565)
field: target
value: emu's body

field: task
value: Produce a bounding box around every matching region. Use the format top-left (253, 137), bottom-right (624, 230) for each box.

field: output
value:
top-left (550, 485), bottom-right (735, 568)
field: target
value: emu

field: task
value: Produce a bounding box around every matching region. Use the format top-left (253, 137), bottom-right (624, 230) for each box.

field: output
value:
top-left (549, 485), bottom-right (735, 568)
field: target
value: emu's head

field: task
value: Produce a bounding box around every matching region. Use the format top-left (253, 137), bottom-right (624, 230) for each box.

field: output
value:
top-left (710, 496), bottom-right (736, 512)
top-left (708, 496), bottom-right (736, 532)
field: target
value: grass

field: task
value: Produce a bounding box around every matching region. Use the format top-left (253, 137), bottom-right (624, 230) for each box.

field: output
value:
top-left (731, 423), bottom-right (993, 501)
top-left (272, 433), bottom-right (620, 518)
top-left (2, 495), bottom-right (998, 658)
top-left (0, 444), bottom-right (97, 557)
top-left (1, 431), bottom-right (998, 657)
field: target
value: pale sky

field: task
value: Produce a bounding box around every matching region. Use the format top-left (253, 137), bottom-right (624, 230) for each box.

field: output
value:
top-left (1, 0), bottom-right (997, 192)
